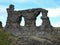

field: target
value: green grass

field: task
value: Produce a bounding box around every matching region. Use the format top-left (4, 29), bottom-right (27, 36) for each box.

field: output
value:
top-left (0, 28), bottom-right (12, 45)
top-left (54, 27), bottom-right (60, 30)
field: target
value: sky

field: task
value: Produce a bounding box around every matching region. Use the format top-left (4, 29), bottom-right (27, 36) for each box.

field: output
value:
top-left (0, 0), bottom-right (60, 27)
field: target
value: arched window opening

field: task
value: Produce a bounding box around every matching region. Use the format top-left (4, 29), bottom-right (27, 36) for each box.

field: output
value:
top-left (36, 13), bottom-right (42, 27)
top-left (20, 17), bottom-right (25, 26)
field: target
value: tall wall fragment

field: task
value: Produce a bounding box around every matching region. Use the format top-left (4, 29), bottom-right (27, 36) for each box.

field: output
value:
top-left (5, 4), bottom-right (53, 36)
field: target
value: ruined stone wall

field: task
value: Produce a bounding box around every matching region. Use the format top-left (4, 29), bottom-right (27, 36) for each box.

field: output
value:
top-left (5, 4), bottom-right (54, 36)
top-left (0, 21), bottom-right (2, 28)
top-left (4, 4), bottom-right (60, 45)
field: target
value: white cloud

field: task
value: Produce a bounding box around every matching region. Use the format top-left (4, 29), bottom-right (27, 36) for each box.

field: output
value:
top-left (46, 8), bottom-right (60, 17)
top-left (52, 21), bottom-right (60, 27)
top-left (0, 5), bottom-right (7, 15)
top-left (0, 5), bottom-right (8, 27)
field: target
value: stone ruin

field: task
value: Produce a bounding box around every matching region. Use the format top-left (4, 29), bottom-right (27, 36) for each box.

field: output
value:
top-left (0, 21), bottom-right (3, 28)
top-left (5, 4), bottom-right (54, 36)
top-left (4, 4), bottom-right (60, 45)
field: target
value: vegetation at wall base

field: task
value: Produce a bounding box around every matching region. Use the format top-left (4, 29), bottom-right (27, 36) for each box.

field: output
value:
top-left (0, 28), bottom-right (12, 45)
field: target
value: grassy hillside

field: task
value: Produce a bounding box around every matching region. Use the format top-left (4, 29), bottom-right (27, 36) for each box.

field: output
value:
top-left (54, 27), bottom-right (60, 30)
top-left (0, 28), bottom-right (12, 45)
top-left (0, 27), bottom-right (60, 45)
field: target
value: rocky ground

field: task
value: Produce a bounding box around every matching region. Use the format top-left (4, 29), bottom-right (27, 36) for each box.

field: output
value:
top-left (0, 27), bottom-right (60, 45)
top-left (6, 27), bottom-right (60, 45)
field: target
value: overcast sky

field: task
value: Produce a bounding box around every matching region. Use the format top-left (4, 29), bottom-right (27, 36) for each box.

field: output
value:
top-left (0, 0), bottom-right (60, 27)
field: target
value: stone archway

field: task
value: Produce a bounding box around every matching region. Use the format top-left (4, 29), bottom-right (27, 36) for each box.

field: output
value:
top-left (22, 9), bottom-right (41, 27)
top-left (3, 4), bottom-right (59, 45)
top-left (5, 4), bottom-right (54, 36)
top-left (36, 13), bottom-right (42, 26)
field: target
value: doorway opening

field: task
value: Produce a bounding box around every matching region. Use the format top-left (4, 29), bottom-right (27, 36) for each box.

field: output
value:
top-left (36, 13), bottom-right (42, 27)
top-left (20, 16), bottom-right (25, 26)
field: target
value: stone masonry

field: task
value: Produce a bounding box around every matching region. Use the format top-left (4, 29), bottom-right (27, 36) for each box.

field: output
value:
top-left (0, 21), bottom-right (2, 28)
top-left (4, 4), bottom-right (60, 45)
top-left (5, 4), bottom-right (54, 36)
